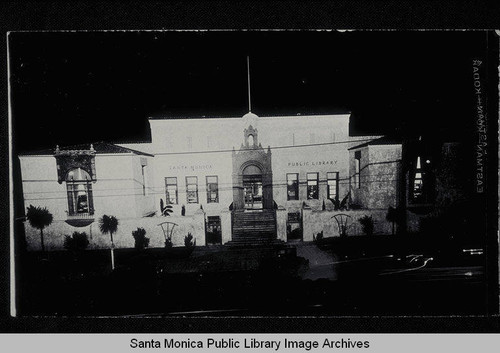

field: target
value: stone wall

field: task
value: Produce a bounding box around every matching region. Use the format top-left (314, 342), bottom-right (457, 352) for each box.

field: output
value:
top-left (350, 144), bottom-right (402, 210)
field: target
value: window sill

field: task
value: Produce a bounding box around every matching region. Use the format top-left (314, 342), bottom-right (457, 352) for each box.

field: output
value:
top-left (65, 212), bottom-right (95, 227)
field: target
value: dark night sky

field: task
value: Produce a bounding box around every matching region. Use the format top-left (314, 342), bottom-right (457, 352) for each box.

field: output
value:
top-left (8, 30), bottom-right (488, 152)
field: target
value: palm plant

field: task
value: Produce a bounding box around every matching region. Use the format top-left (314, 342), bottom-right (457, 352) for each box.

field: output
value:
top-left (359, 215), bottom-right (374, 236)
top-left (99, 215), bottom-right (119, 270)
top-left (26, 205), bottom-right (53, 253)
top-left (160, 198), bottom-right (173, 216)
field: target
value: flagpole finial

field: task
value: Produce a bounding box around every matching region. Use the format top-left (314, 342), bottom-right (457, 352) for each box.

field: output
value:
top-left (247, 56), bottom-right (252, 113)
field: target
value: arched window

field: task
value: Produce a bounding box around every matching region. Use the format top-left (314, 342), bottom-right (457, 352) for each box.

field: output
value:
top-left (66, 168), bottom-right (94, 215)
top-left (247, 134), bottom-right (254, 146)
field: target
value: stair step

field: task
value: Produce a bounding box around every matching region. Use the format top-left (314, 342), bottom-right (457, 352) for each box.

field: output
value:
top-left (231, 210), bottom-right (277, 244)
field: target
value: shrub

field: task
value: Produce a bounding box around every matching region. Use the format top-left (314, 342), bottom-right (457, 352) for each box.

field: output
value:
top-left (64, 231), bottom-right (89, 251)
top-left (132, 227), bottom-right (150, 250)
top-left (331, 198), bottom-right (340, 210)
top-left (313, 231), bottom-right (324, 243)
top-left (359, 215), bottom-right (374, 236)
top-left (164, 237), bottom-right (173, 248)
top-left (184, 233), bottom-right (196, 247)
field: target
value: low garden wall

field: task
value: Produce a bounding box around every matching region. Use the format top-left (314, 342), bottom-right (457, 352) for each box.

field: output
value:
top-left (301, 208), bottom-right (394, 242)
top-left (23, 210), bottom-right (206, 251)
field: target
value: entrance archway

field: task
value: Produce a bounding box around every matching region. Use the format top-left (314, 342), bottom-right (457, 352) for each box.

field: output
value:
top-left (242, 164), bottom-right (263, 209)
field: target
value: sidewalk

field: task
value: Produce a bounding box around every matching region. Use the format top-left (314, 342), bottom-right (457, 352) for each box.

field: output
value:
top-left (295, 243), bottom-right (338, 281)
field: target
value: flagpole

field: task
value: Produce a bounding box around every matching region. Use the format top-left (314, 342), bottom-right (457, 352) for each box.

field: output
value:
top-left (247, 56), bottom-right (251, 113)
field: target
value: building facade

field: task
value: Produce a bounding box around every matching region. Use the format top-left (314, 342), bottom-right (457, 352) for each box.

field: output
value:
top-left (19, 113), bottom-right (403, 250)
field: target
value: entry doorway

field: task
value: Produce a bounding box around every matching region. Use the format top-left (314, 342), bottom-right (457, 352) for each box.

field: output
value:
top-left (243, 174), bottom-right (263, 209)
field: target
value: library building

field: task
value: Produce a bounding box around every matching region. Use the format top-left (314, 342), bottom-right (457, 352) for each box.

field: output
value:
top-left (18, 111), bottom-right (403, 250)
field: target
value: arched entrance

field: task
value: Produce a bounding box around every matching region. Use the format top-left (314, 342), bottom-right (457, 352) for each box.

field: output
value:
top-left (231, 122), bottom-right (273, 210)
top-left (242, 164), bottom-right (263, 209)
top-left (229, 120), bottom-right (276, 244)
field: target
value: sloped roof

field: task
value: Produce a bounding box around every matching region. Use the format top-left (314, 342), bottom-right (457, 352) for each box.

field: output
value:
top-left (348, 136), bottom-right (403, 150)
top-left (19, 141), bottom-right (154, 157)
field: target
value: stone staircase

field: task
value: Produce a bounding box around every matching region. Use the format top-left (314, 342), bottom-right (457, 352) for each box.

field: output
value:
top-left (227, 209), bottom-right (281, 247)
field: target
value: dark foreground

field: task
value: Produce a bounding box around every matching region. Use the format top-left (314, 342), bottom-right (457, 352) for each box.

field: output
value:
top-left (16, 236), bottom-right (489, 316)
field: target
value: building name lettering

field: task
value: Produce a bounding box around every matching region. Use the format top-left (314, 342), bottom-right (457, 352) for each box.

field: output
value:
top-left (169, 164), bottom-right (213, 172)
top-left (288, 160), bottom-right (337, 167)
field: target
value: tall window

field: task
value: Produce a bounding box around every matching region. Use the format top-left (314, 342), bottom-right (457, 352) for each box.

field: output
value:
top-left (412, 156), bottom-right (424, 201)
top-left (307, 172), bottom-right (319, 199)
top-left (186, 176), bottom-right (198, 203)
top-left (206, 175), bottom-right (219, 203)
top-left (287, 173), bottom-right (299, 200)
top-left (165, 177), bottom-right (178, 204)
top-left (354, 151), bottom-right (361, 189)
top-left (327, 172), bottom-right (339, 201)
top-left (66, 168), bottom-right (94, 215)
top-left (410, 155), bottom-right (435, 204)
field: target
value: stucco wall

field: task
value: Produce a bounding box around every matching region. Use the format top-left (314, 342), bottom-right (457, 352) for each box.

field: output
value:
top-left (130, 155), bottom-right (156, 217)
top-left (149, 114), bottom-right (354, 215)
top-left (149, 114), bottom-right (351, 154)
top-left (20, 153), bottom-right (159, 250)
top-left (20, 155), bottom-right (70, 221)
top-left (272, 142), bottom-right (350, 211)
top-left (150, 152), bottom-right (233, 217)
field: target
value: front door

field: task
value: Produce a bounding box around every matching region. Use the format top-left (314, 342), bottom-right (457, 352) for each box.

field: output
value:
top-left (243, 175), bottom-right (263, 209)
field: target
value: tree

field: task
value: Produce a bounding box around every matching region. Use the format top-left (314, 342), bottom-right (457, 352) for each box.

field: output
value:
top-left (26, 205), bottom-right (53, 253)
top-left (99, 215), bottom-right (119, 270)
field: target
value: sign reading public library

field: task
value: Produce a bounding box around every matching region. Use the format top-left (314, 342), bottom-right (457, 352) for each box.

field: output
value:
top-left (287, 160), bottom-right (338, 167)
